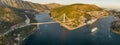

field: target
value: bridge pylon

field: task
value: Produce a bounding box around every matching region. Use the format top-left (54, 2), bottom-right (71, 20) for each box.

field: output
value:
top-left (36, 24), bottom-right (40, 30)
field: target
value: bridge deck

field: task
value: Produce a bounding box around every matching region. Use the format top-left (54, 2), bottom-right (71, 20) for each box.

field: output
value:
top-left (31, 22), bottom-right (58, 25)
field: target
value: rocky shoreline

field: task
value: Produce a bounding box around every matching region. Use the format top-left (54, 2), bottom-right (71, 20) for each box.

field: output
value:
top-left (110, 15), bottom-right (120, 35)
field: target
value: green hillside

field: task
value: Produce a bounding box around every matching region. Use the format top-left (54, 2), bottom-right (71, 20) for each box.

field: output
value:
top-left (50, 4), bottom-right (109, 29)
top-left (51, 4), bottom-right (102, 18)
top-left (0, 6), bottom-right (37, 32)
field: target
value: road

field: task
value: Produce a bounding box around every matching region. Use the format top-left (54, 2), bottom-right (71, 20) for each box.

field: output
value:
top-left (0, 15), bottom-right (31, 37)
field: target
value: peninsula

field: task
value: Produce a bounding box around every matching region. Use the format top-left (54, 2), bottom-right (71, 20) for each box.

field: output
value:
top-left (50, 4), bottom-right (110, 30)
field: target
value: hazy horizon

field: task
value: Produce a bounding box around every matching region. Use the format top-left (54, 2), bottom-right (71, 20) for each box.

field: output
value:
top-left (24, 0), bottom-right (120, 9)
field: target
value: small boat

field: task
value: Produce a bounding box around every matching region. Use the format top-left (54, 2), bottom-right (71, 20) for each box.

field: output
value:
top-left (108, 34), bottom-right (112, 38)
top-left (91, 27), bottom-right (98, 32)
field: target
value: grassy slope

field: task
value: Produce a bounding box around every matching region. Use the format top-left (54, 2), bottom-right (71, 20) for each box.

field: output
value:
top-left (0, 6), bottom-right (24, 31)
top-left (0, 6), bottom-right (23, 23)
top-left (51, 4), bottom-right (102, 19)
top-left (50, 4), bottom-right (103, 28)
top-left (0, 6), bottom-right (37, 44)
top-left (0, 6), bottom-right (37, 32)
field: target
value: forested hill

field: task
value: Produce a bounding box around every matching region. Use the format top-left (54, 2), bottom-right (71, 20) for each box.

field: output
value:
top-left (50, 4), bottom-right (110, 30)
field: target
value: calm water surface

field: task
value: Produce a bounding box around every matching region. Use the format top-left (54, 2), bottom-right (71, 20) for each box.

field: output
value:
top-left (23, 13), bottom-right (120, 45)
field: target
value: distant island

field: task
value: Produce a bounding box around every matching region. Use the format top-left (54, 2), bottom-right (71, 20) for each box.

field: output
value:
top-left (50, 4), bottom-right (110, 30)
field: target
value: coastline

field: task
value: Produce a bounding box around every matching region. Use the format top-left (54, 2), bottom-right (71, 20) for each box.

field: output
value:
top-left (51, 17), bottom-right (97, 30)
top-left (60, 23), bottom-right (86, 30)
top-left (110, 15), bottom-right (120, 35)
top-left (111, 30), bottom-right (120, 35)
top-left (22, 26), bottom-right (38, 44)
top-left (22, 26), bottom-right (37, 41)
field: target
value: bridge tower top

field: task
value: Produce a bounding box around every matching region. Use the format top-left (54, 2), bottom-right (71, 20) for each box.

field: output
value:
top-left (25, 15), bottom-right (30, 24)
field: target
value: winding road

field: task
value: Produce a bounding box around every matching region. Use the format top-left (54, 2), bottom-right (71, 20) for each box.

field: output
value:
top-left (0, 15), bottom-right (31, 37)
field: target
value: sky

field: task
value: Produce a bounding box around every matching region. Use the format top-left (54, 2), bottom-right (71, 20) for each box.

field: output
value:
top-left (25, 0), bottom-right (120, 9)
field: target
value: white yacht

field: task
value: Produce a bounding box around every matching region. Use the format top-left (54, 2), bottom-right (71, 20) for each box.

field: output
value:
top-left (91, 27), bottom-right (98, 33)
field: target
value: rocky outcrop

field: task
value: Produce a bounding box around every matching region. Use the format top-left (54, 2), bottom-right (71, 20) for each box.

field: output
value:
top-left (110, 15), bottom-right (120, 35)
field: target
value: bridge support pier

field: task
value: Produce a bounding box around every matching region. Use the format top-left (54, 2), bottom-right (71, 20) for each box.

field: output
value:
top-left (37, 24), bottom-right (40, 30)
